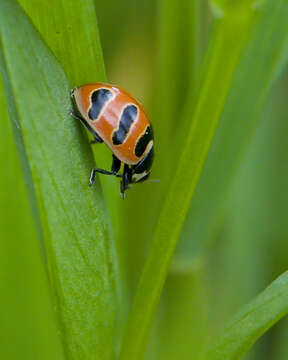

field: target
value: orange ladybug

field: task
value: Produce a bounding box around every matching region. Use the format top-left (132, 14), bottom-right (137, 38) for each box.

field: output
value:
top-left (70, 83), bottom-right (154, 198)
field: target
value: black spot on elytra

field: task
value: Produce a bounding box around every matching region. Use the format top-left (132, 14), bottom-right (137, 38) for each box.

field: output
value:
top-left (135, 125), bottom-right (153, 157)
top-left (112, 104), bottom-right (137, 145)
top-left (133, 145), bottom-right (154, 174)
top-left (88, 88), bottom-right (113, 120)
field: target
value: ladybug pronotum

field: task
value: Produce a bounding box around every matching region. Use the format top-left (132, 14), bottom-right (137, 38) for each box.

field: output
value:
top-left (70, 83), bottom-right (154, 198)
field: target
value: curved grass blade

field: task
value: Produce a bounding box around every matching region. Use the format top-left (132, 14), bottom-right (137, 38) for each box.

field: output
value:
top-left (119, 7), bottom-right (255, 360)
top-left (18, 0), bottom-right (124, 308)
top-left (18, 0), bottom-right (119, 218)
top-left (178, 0), bottom-right (288, 258)
top-left (0, 76), bottom-right (63, 360)
top-left (19, 0), bottom-right (144, 342)
top-left (210, 72), bottom-right (288, 359)
top-left (208, 271), bottom-right (288, 360)
top-left (17, 0), bottom-right (117, 192)
top-left (0, 1), bottom-right (116, 359)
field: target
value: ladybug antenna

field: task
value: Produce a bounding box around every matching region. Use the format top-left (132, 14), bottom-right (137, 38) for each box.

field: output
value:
top-left (146, 179), bottom-right (160, 183)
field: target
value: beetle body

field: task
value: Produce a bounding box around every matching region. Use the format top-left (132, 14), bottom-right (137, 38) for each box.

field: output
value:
top-left (70, 83), bottom-right (154, 197)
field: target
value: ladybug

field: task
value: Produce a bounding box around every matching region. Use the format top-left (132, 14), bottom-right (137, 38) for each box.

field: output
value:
top-left (70, 83), bottom-right (154, 198)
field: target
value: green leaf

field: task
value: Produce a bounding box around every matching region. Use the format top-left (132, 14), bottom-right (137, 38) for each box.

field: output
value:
top-left (119, 7), bottom-right (254, 360)
top-left (227, 70), bottom-right (288, 360)
top-left (0, 1), bottom-right (116, 359)
top-left (178, 0), bottom-right (288, 258)
top-left (118, 0), bottom-right (203, 296)
top-left (0, 71), bottom-right (62, 360)
top-left (18, 0), bottom-right (124, 308)
top-left (212, 72), bottom-right (288, 344)
top-left (19, 0), bottom-right (106, 85)
top-left (208, 271), bottom-right (288, 360)
top-left (18, 0), bottom-right (120, 213)
top-left (156, 0), bottom-right (201, 146)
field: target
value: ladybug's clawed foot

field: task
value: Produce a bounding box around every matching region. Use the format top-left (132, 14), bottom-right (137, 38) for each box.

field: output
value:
top-left (120, 180), bottom-right (127, 199)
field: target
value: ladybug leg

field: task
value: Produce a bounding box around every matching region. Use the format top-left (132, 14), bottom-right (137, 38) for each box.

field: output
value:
top-left (89, 156), bottom-right (122, 187)
top-left (89, 168), bottom-right (122, 186)
top-left (111, 155), bottom-right (121, 174)
top-left (120, 164), bottom-right (132, 199)
top-left (89, 155), bottom-right (121, 186)
top-left (89, 154), bottom-right (121, 186)
top-left (90, 133), bottom-right (103, 144)
top-left (70, 110), bottom-right (103, 143)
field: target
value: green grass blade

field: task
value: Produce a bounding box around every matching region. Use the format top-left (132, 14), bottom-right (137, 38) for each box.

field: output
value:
top-left (18, 0), bottom-right (123, 307)
top-left (0, 1), bottom-right (116, 359)
top-left (119, 7), bottom-right (254, 360)
top-left (0, 75), bottom-right (63, 360)
top-left (20, 0), bottom-right (125, 309)
top-left (156, 0), bottom-right (201, 150)
top-left (213, 71), bottom-right (288, 338)
top-left (208, 271), bottom-right (288, 360)
top-left (178, 0), bottom-right (288, 257)
top-left (154, 0), bottom-right (203, 189)
top-left (117, 0), bottom-right (203, 298)
top-left (18, 0), bottom-right (121, 227)
top-left (17, 0), bottom-right (121, 213)
top-left (19, 0), bottom-right (106, 85)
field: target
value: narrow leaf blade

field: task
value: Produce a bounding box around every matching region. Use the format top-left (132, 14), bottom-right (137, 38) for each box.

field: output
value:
top-left (209, 271), bottom-right (288, 360)
top-left (119, 7), bottom-right (254, 359)
top-left (0, 73), bottom-right (63, 360)
top-left (0, 1), bottom-right (116, 358)
top-left (178, 0), bottom-right (288, 257)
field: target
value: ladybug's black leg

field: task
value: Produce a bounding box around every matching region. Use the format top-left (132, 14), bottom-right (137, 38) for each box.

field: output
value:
top-left (120, 164), bottom-right (132, 199)
top-left (90, 135), bottom-right (103, 144)
top-left (89, 154), bottom-right (121, 186)
top-left (70, 110), bottom-right (103, 143)
top-left (111, 155), bottom-right (121, 174)
top-left (89, 156), bottom-right (122, 186)
top-left (89, 167), bottom-right (122, 186)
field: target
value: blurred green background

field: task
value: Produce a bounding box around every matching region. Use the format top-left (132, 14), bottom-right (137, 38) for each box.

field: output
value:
top-left (1, 0), bottom-right (288, 359)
